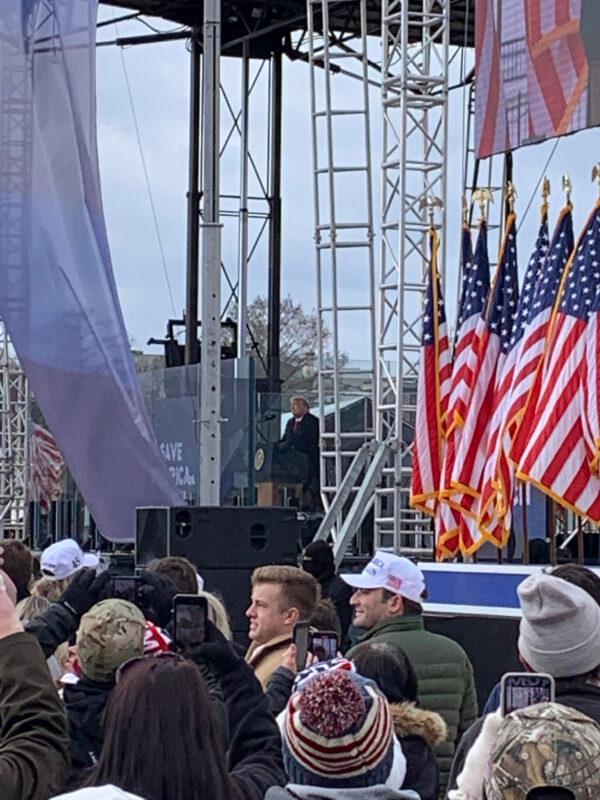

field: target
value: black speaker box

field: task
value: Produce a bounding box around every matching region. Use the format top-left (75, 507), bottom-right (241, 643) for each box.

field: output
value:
top-left (136, 506), bottom-right (301, 640)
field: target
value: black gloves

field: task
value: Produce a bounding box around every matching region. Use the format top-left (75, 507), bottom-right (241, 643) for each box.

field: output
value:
top-left (191, 620), bottom-right (241, 674)
top-left (136, 570), bottom-right (179, 628)
top-left (58, 568), bottom-right (111, 619)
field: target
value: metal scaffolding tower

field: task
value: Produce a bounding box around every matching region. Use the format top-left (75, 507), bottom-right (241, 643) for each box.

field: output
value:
top-left (376, 0), bottom-right (450, 553)
top-left (307, 0), bottom-right (377, 526)
top-left (0, 4), bottom-right (31, 538)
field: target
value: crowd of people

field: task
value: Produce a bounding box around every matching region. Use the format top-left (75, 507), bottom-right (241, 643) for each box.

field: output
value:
top-left (0, 537), bottom-right (598, 799)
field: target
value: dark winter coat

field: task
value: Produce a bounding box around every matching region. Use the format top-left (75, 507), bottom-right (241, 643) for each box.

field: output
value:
top-left (391, 702), bottom-right (447, 800)
top-left (446, 677), bottom-right (600, 795)
top-left (266, 666), bottom-right (295, 717)
top-left (348, 615), bottom-right (477, 794)
top-left (319, 572), bottom-right (353, 646)
top-left (0, 632), bottom-right (70, 800)
top-left (26, 601), bottom-right (78, 658)
top-left (63, 676), bottom-right (113, 776)
top-left (215, 648), bottom-right (286, 799)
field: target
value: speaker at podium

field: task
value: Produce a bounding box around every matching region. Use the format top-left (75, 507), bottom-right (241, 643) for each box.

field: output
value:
top-left (254, 443), bottom-right (310, 507)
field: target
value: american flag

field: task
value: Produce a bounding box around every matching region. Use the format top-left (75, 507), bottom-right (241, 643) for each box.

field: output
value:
top-left (482, 205), bottom-right (573, 541)
top-left (478, 205), bottom-right (553, 541)
top-left (450, 213), bottom-right (520, 554)
top-left (516, 202), bottom-right (600, 522)
top-left (436, 224), bottom-right (490, 558)
top-left (29, 423), bottom-right (65, 512)
top-left (410, 228), bottom-right (451, 515)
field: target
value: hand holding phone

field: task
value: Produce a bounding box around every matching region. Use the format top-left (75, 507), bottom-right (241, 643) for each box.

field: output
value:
top-left (111, 576), bottom-right (141, 605)
top-left (309, 631), bottom-right (339, 663)
top-left (500, 672), bottom-right (555, 715)
top-left (173, 594), bottom-right (208, 656)
top-left (293, 621), bottom-right (310, 671)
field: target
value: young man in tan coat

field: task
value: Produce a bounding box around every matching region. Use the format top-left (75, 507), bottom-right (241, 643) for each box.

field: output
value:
top-left (245, 565), bottom-right (318, 688)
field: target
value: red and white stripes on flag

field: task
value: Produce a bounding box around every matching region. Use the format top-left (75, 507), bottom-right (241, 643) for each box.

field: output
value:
top-left (410, 228), bottom-right (451, 515)
top-left (515, 201), bottom-right (600, 522)
top-left (436, 224), bottom-right (490, 559)
top-left (450, 214), bottom-right (520, 555)
top-left (479, 204), bottom-right (572, 542)
top-left (29, 423), bottom-right (65, 512)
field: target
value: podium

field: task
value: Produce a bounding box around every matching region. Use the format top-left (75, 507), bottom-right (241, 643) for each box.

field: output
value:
top-left (254, 443), bottom-right (310, 507)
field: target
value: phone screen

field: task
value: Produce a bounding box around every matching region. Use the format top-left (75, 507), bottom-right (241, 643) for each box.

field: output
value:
top-left (293, 622), bottom-right (310, 671)
top-left (173, 596), bottom-right (208, 655)
top-left (309, 631), bottom-right (338, 663)
top-left (501, 672), bottom-right (555, 715)
top-left (112, 576), bottom-right (140, 603)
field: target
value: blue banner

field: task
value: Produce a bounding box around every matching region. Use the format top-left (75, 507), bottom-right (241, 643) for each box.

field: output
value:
top-left (0, 1), bottom-right (180, 540)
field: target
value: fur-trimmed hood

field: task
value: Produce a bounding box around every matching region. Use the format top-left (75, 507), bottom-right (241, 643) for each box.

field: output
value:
top-left (390, 702), bottom-right (447, 747)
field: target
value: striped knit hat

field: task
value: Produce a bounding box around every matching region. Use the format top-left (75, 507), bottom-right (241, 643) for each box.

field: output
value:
top-left (283, 670), bottom-right (394, 788)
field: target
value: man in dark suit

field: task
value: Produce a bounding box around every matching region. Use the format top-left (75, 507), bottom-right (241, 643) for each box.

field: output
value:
top-left (281, 396), bottom-right (320, 509)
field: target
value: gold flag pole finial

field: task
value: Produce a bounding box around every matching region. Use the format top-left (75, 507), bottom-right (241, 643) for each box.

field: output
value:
top-left (562, 174), bottom-right (572, 204)
top-left (592, 164), bottom-right (600, 197)
top-left (505, 181), bottom-right (517, 214)
top-left (472, 188), bottom-right (493, 223)
top-left (541, 177), bottom-right (551, 203)
top-left (419, 195), bottom-right (443, 228)
top-left (461, 193), bottom-right (469, 226)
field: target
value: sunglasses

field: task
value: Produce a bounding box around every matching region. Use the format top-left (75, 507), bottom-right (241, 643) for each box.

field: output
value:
top-left (115, 650), bottom-right (183, 683)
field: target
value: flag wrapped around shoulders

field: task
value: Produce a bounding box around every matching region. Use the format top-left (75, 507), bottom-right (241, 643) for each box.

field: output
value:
top-left (515, 201), bottom-right (600, 522)
top-left (450, 213), bottom-right (520, 554)
top-left (410, 228), bottom-right (451, 515)
top-left (436, 223), bottom-right (490, 558)
top-left (479, 203), bottom-right (573, 542)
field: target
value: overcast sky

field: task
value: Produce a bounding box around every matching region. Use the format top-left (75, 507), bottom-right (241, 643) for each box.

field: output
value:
top-left (96, 5), bottom-right (600, 361)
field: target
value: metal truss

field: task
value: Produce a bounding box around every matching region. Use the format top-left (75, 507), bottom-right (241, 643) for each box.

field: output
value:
top-left (0, 5), bottom-right (32, 538)
top-left (307, 0), bottom-right (377, 528)
top-left (376, 0), bottom-right (449, 553)
top-left (219, 55), bottom-right (273, 367)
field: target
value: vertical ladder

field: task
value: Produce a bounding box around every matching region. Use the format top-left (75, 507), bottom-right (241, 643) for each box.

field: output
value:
top-left (376, 0), bottom-right (450, 554)
top-left (307, 0), bottom-right (377, 532)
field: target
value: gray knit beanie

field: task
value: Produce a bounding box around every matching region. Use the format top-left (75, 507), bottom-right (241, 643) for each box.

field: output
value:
top-left (518, 573), bottom-right (600, 678)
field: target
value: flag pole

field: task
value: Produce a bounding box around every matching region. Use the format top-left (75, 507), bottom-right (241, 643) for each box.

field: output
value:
top-left (521, 482), bottom-right (529, 565)
top-left (577, 515), bottom-right (585, 565)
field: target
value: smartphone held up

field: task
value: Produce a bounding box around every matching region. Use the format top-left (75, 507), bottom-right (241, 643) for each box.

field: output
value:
top-left (173, 594), bottom-right (209, 656)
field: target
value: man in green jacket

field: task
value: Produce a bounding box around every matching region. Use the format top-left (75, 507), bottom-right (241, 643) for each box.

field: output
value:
top-left (343, 552), bottom-right (477, 794)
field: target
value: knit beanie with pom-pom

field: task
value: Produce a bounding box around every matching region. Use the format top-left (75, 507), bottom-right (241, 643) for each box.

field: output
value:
top-left (282, 669), bottom-right (394, 788)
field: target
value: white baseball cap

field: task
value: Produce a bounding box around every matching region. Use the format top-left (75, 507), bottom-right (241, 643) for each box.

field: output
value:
top-left (40, 539), bottom-right (99, 581)
top-left (340, 551), bottom-right (426, 604)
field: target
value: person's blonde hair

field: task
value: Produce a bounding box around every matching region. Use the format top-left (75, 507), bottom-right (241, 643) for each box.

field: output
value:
top-left (16, 594), bottom-right (51, 623)
top-left (251, 565), bottom-right (319, 620)
top-left (198, 590), bottom-right (232, 641)
top-left (30, 575), bottom-right (73, 602)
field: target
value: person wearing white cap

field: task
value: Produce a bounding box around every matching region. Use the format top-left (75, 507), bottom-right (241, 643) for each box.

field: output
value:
top-left (342, 552), bottom-right (477, 794)
top-left (40, 539), bottom-right (100, 582)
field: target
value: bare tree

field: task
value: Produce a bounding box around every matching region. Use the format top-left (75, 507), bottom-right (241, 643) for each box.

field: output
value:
top-left (232, 294), bottom-right (332, 389)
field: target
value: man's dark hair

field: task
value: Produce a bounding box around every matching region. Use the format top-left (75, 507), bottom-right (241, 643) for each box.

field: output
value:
top-left (149, 556), bottom-right (198, 595)
top-left (351, 641), bottom-right (418, 704)
top-left (551, 564), bottom-right (600, 607)
top-left (309, 598), bottom-right (341, 639)
top-left (86, 656), bottom-right (234, 800)
top-left (0, 539), bottom-right (32, 602)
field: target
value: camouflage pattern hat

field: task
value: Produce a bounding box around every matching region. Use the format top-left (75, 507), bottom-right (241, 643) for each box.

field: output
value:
top-left (77, 599), bottom-right (145, 683)
top-left (484, 702), bottom-right (600, 800)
